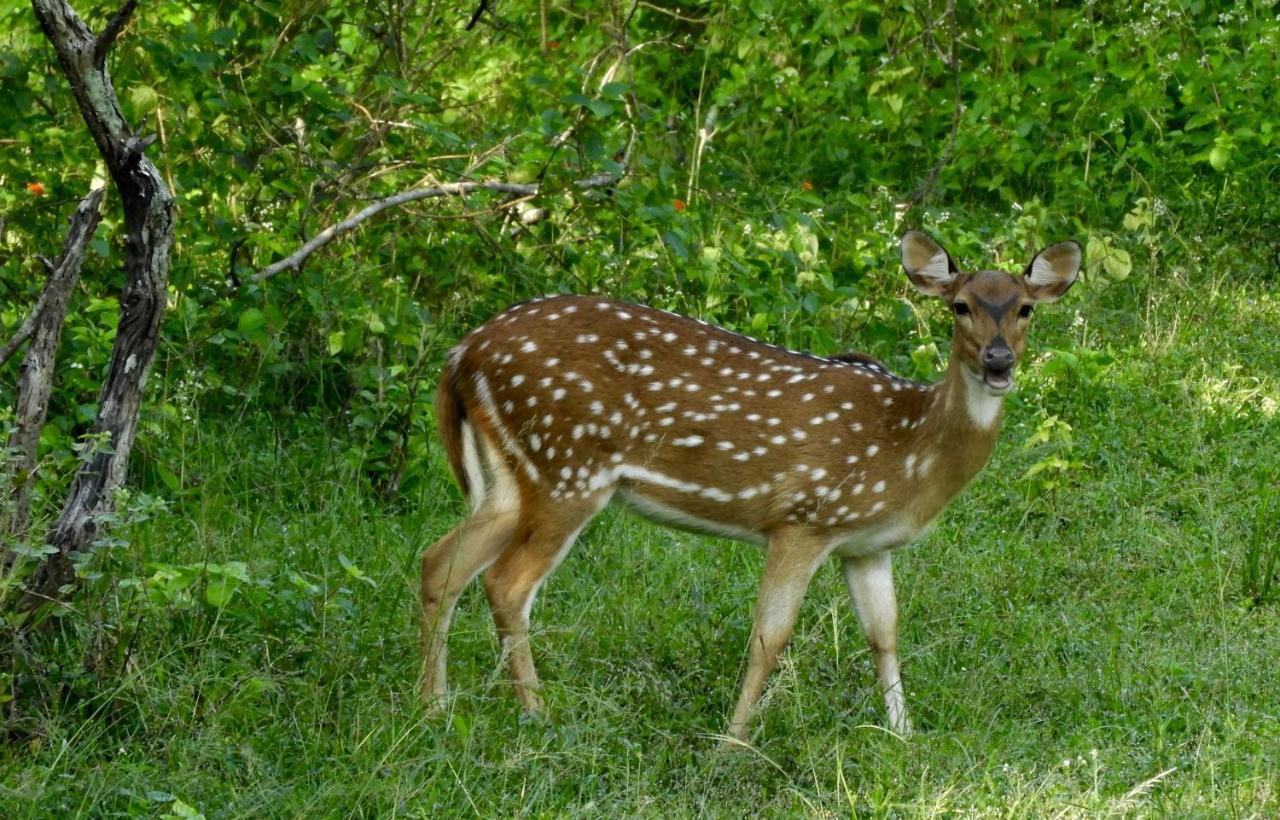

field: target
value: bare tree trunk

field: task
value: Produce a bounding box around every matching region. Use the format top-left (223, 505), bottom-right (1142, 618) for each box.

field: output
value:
top-left (2, 187), bottom-right (106, 543)
top-left (15, 0), bottom-right (174, 612)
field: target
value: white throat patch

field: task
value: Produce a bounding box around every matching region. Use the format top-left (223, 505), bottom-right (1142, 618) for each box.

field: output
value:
top-left (961, 367), bottom-right (1004, 429)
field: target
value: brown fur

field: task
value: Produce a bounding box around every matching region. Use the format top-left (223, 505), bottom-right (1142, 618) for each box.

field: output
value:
top-left (434, 360), bottom-right (469, 499)
top-left (420, 232), bottom-right (1080, 742)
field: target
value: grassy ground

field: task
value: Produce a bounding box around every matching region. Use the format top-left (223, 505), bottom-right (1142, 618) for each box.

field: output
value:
top-left (3, 264), bottom-right (1279, 817)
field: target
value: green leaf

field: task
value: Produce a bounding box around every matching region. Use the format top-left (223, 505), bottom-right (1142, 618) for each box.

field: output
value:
top-left (662, 231), bottom-right (689, 261)
top-left (218, 561), bottom-right (251, 582)
top-left (237, 308), bottom-right (266, 337)
top-left (204, 576), bottom-right (236, 608)
top-left (165, 798), bottom-right (206, 820)
top-left (328, 330), bottom-right (346, 356)
top-left (1208, 144), bottom-right (1230, 171)
top-left (338, 553), bottom-right (376, 586)
top-left (129, 84), bottom-right (159, 114)
top-left (156, 462), bottom-right (181, 493)
top-left (1085, 236), bottom-right (1107, 269)
top-left (0, 51), bottom-right (25, 79)
top-left (1102, 248), bottom-right (1131, 279)
top-left (586, 99), bottom-right (614, 118)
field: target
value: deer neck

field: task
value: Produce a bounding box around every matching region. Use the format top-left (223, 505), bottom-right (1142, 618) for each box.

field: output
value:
top-left (901, 351), bottom-right (1006, 507)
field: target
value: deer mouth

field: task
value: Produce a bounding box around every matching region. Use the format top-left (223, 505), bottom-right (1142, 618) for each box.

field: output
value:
top-left (982, 367), bottom-right (1013, 393)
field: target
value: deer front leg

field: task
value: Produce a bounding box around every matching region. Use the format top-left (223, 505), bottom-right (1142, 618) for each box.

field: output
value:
top-left (726, 532), bottom-right (828, 743)
top-left (842, 552), bottom-right (911, 735)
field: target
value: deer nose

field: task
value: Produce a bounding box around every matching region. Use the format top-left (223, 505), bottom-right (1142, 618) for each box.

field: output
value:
top-left (981, 343), bottom-right (1014, 371)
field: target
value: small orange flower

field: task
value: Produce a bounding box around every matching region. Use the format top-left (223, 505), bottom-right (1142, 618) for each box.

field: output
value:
top-left (801, 180), bottom-right (813, 192)
top-left (673, 198), bottom-right (686, 212)
top-left (26, 182), bottom-right (45, 196)
top-left (547, 41), bottom-right (561, 49)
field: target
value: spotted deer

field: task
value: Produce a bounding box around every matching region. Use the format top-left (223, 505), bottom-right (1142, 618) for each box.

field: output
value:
top-left (421, 231), bottom-right (1081, 740)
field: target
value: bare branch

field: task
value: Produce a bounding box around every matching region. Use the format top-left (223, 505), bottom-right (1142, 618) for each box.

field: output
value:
top-left (0, 306), bottom-right (40, 368)
top-left (250, 174), bottom-right (620, 283)
top-left (1, 295), bottom-right (43, 368)
top-left (465, 0), bottom-right (492, 31)
top-left (2, 187), bottom-right (106, 540)
top-left (123, 132), bottom-right (158, 164)
top-left (0, 189), bottom-right (105, 368)
top-left (93, 0), bottom-right (137, 67)
top-left (637, 1), bottom-right (711, 24)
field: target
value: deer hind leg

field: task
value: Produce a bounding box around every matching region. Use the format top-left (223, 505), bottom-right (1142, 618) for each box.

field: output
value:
top-left (419, 502), bottom-right (519, 704)
top-left (842, 552), bottom-right (911, 735)
top-left (420, 424), bottom-right (520, 705)
top-left (483, 491), bottom-right (609, 712)
top-left (726, 530), bottom-right (829, 743)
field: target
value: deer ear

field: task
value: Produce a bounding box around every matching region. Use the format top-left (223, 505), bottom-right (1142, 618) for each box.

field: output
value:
top-left (1024, 240), bottom-right (1082, 302)
top-left (901, 230), bottom-right (958, 297)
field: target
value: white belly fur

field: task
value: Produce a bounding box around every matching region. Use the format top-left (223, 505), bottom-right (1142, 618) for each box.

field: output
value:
top-left (614, 489), bottom-right (768, 546)
top-left (829, 515), bottom-right (936, 557)
top-left (615, 488), bottom-right (933, 556)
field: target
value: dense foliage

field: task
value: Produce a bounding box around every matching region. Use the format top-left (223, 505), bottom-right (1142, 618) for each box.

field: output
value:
top-left (1, 1), bottom-right (1278, 815)
top-left (4, 0), bottom-right (1274, 497)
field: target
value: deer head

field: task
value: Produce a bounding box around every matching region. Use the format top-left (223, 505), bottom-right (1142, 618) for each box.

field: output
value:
top-left (901, 230), bottom-right (1081, 395)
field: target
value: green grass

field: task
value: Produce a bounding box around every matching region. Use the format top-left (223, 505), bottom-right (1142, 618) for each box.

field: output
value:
top-left (4, 271), bottom-right (1280, 817)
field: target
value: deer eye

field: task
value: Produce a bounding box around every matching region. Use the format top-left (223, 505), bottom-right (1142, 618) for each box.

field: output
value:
top-left (1018, 304), bottom-right (1033, 318)
top-left (953, 302), bottom-right (971, 316)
